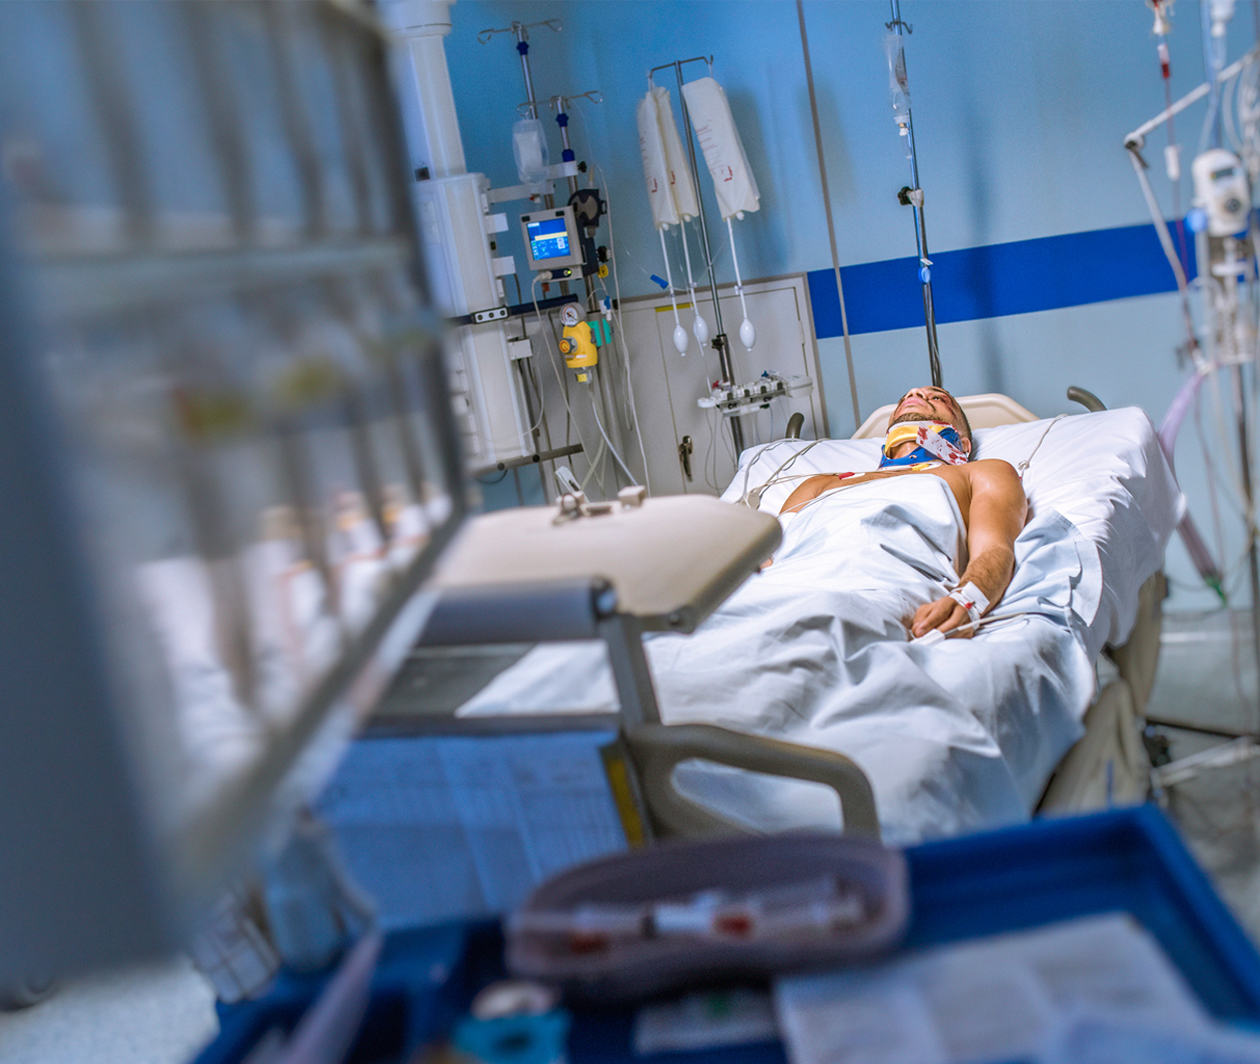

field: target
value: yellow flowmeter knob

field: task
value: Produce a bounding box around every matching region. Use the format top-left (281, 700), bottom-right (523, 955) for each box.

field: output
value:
top-left (560, 303), bottom-right (598, 373)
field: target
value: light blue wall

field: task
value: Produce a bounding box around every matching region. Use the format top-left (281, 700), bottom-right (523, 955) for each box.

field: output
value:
top-left (441, 0), bottom-right (1258, 610)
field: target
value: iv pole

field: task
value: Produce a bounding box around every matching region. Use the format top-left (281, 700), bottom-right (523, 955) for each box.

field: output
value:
top-left (1121, 27), bottom-right (1260, 780)
top-left (886, 1), bottom-right (943, 388)
top-left (650, 55), bottom-right (745, 457)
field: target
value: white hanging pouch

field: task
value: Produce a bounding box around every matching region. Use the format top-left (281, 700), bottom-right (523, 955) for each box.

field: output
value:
top-left (652, 86), bottom-right (700, 221)
top-left (680, 76), bottom-right (760, 219)
top-left (637, 90), bottom-right (679, 229)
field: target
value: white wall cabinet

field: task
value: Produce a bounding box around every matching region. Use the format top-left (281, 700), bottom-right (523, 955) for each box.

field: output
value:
top-left (618, 275), bottom-right (829, 496)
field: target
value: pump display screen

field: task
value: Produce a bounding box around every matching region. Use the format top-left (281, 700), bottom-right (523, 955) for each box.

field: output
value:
top-left (528, 217), bottom-right (572, 260)
top-left (520, 207), bottom-right (584, 270)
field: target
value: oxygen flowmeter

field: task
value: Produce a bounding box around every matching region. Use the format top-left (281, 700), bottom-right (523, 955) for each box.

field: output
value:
top-left (558, 303), bottom-right (598, 382)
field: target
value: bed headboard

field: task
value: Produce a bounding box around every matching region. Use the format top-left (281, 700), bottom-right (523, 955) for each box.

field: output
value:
top-left (852, 393), bottom-right (1041, 438)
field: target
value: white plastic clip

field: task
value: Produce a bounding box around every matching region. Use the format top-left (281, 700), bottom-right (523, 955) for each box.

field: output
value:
top-left (947, 581), bottom-right (990, 624)
top-left (618, 485), bottom-right (647, 509)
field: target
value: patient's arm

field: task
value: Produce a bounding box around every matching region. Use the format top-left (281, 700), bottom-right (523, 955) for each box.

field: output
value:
top-left (910, 460), bottom-right (1027, 638)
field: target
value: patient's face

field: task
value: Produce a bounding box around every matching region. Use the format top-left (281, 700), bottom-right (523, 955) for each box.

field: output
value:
top-left (888, 386), bottom-right (971, 448)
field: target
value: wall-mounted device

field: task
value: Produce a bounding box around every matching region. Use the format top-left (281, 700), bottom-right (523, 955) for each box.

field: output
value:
top-left (558, 302), bottom-right (599, 382)
top-left (1192, 148), bottom-right (1252, 237)
top-left (521, 205), bottom-right (585, 270)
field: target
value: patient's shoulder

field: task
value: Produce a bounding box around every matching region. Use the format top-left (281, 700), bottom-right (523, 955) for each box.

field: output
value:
top-left (969, 457), bottom-right (1020, 479)
top-left (967, 458), bottom-right (1025, 502)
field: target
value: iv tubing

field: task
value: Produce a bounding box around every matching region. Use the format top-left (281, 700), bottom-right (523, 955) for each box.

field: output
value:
top-left (679, 221), bottom-right (709, 349)
top-left (659, 227), bottom-right (684, 332)
top-left (726, 218), bottom-right (750, 322)
top-left (1200, 0), bottom-right (1227, 153)
top-left (797, 0), bottom-right (861, 430)
top-left (532, 275), bottom-right (608, 494)
top-left (596, 165), bottom-right (654, 491)
top-left (590, 384), bottom-right (638, 484)
top-left (656, 57), bottom-right (728, 352)
top-left (594, 158), bottom-right (656, 484)
top-left (680, 221), bottom-right (698, 300)
top-left (1126, 148), bottom-right (1201, 357)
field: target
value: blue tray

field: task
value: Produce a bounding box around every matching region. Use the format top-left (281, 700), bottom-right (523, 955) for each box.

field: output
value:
top-left (193, 804), bottom-right (1260, 1063)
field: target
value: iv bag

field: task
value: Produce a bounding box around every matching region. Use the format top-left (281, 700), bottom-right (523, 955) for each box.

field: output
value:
top-left (513, 118), bottom-right (550, 188)
top-left (884, 33), bottom-right (911, 130)
top-left (653, 86), bottom-right (699, 221)
top-left (680, 76), bottom-right (760, 220)
top-left (638, 90), bottom-right (679, 228)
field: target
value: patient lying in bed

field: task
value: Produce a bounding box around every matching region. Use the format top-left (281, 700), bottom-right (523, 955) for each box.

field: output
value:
top-left (773, 385), bottom-right (1027, 641)
top-left (461, 388), bottom-right (1107, 845)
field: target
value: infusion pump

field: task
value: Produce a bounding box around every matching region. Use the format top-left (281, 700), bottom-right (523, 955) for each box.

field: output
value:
top-left (1193, 148), bottom-right (1252, 237)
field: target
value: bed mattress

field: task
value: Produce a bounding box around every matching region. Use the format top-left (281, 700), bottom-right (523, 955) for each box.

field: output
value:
top-left (457, 408), bottom-right (1184, 843)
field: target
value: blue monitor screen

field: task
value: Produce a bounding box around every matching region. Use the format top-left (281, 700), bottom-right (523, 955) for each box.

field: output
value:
top-left (527, 217), bottom-right (572, 261)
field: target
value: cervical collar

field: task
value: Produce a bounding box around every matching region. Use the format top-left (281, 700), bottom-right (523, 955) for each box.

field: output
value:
top-left (879, 421), bottom-right (969, 468)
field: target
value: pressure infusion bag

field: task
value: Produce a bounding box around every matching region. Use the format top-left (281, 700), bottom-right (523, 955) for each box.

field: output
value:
top-left (680, 76), bottom-right (760, 220)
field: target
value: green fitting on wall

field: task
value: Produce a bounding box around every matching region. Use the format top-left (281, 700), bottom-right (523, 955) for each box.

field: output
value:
top-left (590, 319), bottom-right (612, 347)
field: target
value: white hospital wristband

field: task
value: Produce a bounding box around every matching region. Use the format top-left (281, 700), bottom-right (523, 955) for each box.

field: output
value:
top-left (948, 581), bottom-right (990, 624)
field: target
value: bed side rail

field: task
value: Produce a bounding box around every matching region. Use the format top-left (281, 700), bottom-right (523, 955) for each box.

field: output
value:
top-left (625, 723), bottom-right (880, 841)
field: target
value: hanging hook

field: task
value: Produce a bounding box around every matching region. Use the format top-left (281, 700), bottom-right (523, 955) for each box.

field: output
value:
top-left (547, 90), bottom-right (604, 111)
top-left (886, 0), bottom-right (912, 34)
top-left (478, 19), bottom-right (561, 45)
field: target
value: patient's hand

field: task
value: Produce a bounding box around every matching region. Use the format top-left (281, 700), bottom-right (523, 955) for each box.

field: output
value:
top-left (910, 595), bottom-right (975, 639)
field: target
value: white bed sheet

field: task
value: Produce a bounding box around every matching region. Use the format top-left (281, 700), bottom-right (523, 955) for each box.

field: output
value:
top-left (723, 407), bottom-right (1184, 657)
top-left (456, 408), bottom-right (1184, 843)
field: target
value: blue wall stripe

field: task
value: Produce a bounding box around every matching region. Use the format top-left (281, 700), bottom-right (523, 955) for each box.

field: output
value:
top-left (807, 222), bottom-right (1197, 338)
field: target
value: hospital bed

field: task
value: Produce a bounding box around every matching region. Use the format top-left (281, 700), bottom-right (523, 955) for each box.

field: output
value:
top-left (446, 395), bottom-right (1184, 846)
top-left (847, 391), bottom-right (1174, 819)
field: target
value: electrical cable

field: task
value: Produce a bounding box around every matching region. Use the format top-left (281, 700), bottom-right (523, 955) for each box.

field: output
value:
top-left (910, 608), bottom-right (1050, 646)
top-left (719, 405), bottom-right (739, 467)
top-left (735, 438), bottom-right (800, 500)
top-left (589, 386), bottom-right (637, 484)
top-left (744, 411), bottom-right (1077, 515)
top-left (579, 437), bottom-right (608, 492)
top-left (701, 408), bottom-right (721, 492)
top-left (531, 273), bottom-right (609, 494)
top-left (1193, 381), bottom-right (1245, 602)
top-left (594, 163), bottom-right (655, 493)
top-left (738, 438), bottom-right (826, 508)
top-left (1127, 147), bottom-right (1201, 356)
top-left (1013, 415), bottom-right (1070, 477)
top-left (1200, 264), bottom-right (1254, 510)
